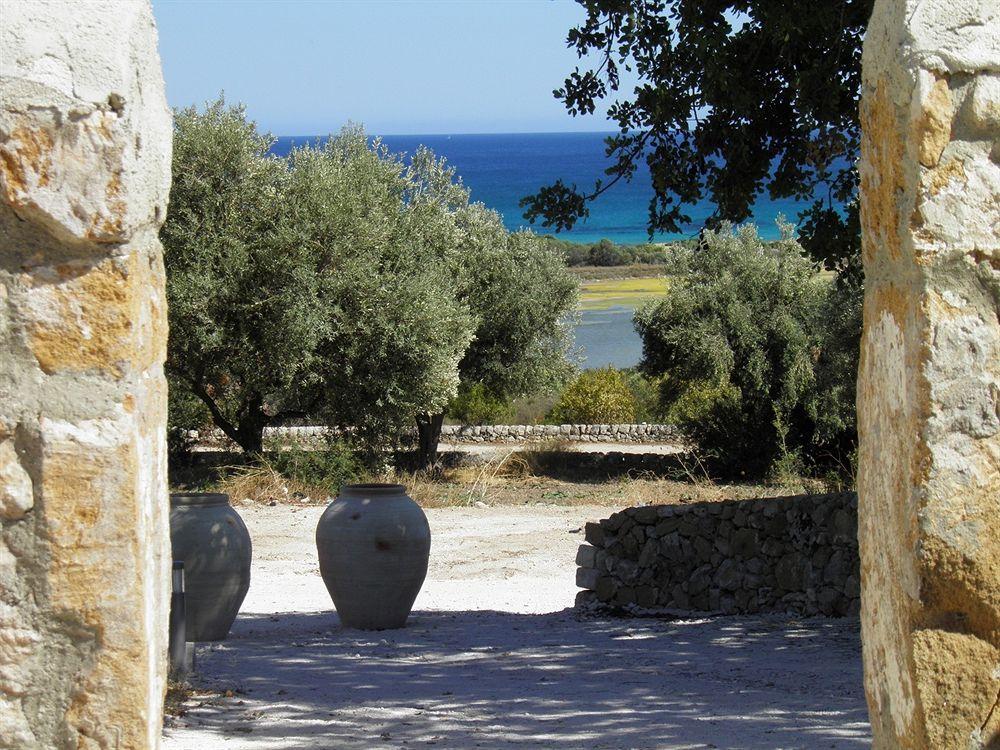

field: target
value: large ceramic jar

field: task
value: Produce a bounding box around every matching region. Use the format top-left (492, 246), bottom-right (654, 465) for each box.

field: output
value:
top-left (169, 493), bottom-right (252, 641)
top-left (316, 484), bottom-right (431, 630)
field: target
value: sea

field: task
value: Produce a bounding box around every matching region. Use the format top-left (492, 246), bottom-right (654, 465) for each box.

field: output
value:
top-left (272, 132), bottom-right (825, 369)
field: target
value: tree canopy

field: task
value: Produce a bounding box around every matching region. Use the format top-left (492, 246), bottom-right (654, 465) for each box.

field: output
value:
top-left (163, 99), bottom-right (577, 462)
top-left (400, 150), bottom-right (578, 466)
top-left (635, 223), bottom-right (859, 477)
top-left (521, 0), bottom-right (872, 272)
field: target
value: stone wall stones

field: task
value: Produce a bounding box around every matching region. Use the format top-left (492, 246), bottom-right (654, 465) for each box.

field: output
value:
top-left (193, 423), bottom-right (682, 449)
top-left (436, 423), bottom-right (680, 444)
top-left (575, 493), bottom-right (859, 618)
top-left (858, 0), bottom-right (1000, 747)
top-left (0, 2), bottom-right (172, 747)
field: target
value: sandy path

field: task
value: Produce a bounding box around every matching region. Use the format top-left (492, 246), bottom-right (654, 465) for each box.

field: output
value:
top-left (162, 504), bottom-right (870, 749)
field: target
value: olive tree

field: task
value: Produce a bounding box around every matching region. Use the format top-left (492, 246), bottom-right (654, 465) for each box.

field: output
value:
top-left (401, 153), bottom-right (578, 468)
top-left (635, 223), bottom-right (858, 478)
top-left (162, 101), bottom-right (327, 456)
top-left (163, 102), bottom-right (473, 457)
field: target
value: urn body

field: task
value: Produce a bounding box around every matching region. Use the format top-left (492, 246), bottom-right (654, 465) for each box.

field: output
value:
top-left (316, 484), bottom-right (430, 630)
top-left (169, 493), bottom-right (252, 641)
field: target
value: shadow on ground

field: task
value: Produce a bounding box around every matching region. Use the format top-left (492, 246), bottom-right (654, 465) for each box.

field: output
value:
top-left (164, 609), bottom-right (870, 750)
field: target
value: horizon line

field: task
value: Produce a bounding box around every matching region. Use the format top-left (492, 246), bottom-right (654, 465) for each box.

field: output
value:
top-left (273, 129), bottom-right (622, 139)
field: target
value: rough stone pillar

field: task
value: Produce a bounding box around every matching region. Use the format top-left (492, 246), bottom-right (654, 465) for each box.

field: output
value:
top-left (0, 1), bottom-right (172, 747)
top-left (858, 1), bottom-right (999, 747)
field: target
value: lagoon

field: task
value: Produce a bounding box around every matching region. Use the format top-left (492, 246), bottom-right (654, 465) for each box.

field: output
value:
top-left (575, 305), bottom-right (642, 370)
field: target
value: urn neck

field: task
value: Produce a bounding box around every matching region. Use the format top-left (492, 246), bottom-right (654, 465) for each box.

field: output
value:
top-left (170, 492), bottom-right (230, 508)
top-left (338, 483), bottom-right (406, 500)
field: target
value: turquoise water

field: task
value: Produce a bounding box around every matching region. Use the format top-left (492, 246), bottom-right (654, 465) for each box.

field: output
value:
top-left (271, 132), bottom-right (818, 245)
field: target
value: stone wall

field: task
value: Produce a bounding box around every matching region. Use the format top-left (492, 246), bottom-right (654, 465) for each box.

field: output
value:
top-left (858, 0), bottom-right (999, 747)
top-left (191, 423), bottom-right (682, 449)
top-left (0, 2), bottom-right (172, 747)
top-left (437, 423), bottom-right (679, 444)
top-left (575, 494), bottom-right (859, 617)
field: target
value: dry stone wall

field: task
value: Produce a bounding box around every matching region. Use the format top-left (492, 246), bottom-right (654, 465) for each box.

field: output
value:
top-left (436, 423), bottom-right (680, 444)
top-left (190, 423), bottom-right (682, 449)
top-left (858, 0), bottom-right (1000, 747)
top-left (0, 2), bottom-right (172, 747)
top-left (575, 494), bottom-right (859, 618)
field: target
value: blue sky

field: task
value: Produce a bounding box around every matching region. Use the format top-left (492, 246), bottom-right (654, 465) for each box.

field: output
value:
top-left (151, 0), bottom-right (633, 136)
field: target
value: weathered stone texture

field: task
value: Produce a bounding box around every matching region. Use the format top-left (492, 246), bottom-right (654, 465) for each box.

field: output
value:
top-left (858, 1), bottom-right (1000, 747)
top-left (0, 1), bottom-right (172, 748)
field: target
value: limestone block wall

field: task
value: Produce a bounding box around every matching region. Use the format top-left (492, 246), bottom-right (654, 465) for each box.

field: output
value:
top-left (0, 2), bottom-right (172, 747)
top-left (575, 493), bottom-right (859, 617)
top-left (858, 0), bottom-right (1000, 747)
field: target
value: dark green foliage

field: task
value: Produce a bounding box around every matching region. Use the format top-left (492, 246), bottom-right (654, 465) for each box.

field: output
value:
top-left (635, 224), bottom-right (858, 478)
top-left (266, 444), bottom-right (362, 493)
top-left (166, 385), bottom-right (212, 464)
top-left (589, 239), bottom-right (625, 266)
top-left (163, 99), bottom-right (329, 456)
top-left (163, 101), bottom-right (473, 457)
top-left (542, 236), bottom-right (679, 267)
top-left (623, 369), bottom-right (664, 423)
top-left (401, 153), bottom-right (578, 467)
top-left (522, 0), bottom-right (872, 273)
top-left (448, 382), bottom-right (515, 425)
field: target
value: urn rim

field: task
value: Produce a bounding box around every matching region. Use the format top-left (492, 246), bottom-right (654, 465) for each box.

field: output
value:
top-left (339, 483), bottom-right (407, 497)
top-left (170, 492), bottom-right (231, 507)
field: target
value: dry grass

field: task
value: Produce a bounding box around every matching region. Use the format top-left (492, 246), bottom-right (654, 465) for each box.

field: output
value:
top-left (202, 442), bottom-right (839, 510)
top-left (216, 462), bottom-right (333, 506)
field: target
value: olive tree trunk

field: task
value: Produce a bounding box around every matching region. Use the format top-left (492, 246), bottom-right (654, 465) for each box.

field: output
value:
top-left (415, 411), bottom-right (445, 472)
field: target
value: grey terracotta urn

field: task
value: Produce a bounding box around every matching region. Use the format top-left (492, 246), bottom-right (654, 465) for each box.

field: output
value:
top-left (169, 492), bottom-right (252, 641)
top-left (316, 484), bottom-right (431, 630)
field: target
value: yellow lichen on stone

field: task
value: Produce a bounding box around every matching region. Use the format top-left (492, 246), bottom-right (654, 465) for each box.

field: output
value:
top-left (926, 158), bottom-right (967, 196)
top-left (27, 252), bottom-right (166, 377)
top-left (1, 2), bottom-right (173, 746)
top-left (912, 629), bottom-right (1000, 748)
top-left (858, 302), bottom-right (926, 748)
top-left (860, 2), bottom-right (1000, 747)
top-left (0, 125), bottom-right (54, 202)
top-left (860, 79), bottom-right (906, 264)
top-left (38, 420), bottom-right (157, 749)
top-left (917, 77), bottom-right (953, 168)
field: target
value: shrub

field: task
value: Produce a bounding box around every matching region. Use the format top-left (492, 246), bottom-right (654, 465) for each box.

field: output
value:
top-left (448, 382), bottom-right (514, 425)
top-left (547, 367), bottom-right (637, 424)
top-left (635, 222), bottom-right (858, 478)
top-left (589, 238), bottom-right (630, 266)
top-left (623, 369), bottom-right (663, 422)
top-left (266, 443), bottom-right (362, 493)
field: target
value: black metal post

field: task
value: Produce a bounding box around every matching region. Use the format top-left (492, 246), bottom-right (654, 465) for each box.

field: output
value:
top-left (168, 560), bottom-right (187, 679)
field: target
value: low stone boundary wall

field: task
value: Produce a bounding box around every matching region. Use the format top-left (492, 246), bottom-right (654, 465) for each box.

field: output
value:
top-left (576, 493), bottom-right (859, 617)
top-left (188, 423), bottom-right (681, 448)
top-left (437, 423), bottom-right (679, 444)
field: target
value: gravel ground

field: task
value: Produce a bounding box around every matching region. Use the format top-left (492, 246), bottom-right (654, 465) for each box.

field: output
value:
top-left (162, 504), bottom-right (870, 749)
